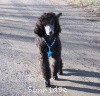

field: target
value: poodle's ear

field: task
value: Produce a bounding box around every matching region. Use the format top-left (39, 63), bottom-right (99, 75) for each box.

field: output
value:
top-left (43, 13), bottom-right (47, 15)
top-left (34, 22), bottom-right (45, 37)
top-left (54, 13), bottom-right (62, 36)
top-left (56, 13), bottom-right (62, 18)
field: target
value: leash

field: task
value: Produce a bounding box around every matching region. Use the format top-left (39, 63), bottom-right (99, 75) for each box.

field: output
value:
top-left (43, 38), bottom-right (56, 57)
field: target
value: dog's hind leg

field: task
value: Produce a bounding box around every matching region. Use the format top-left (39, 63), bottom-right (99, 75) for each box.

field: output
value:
top-left (52, 56), bottom-right (60, 80)
top-left (58, 58), bottom-right (63, 75)
top-left (52, 59), bottom-right (59, 80)
top-left (52, 57), bottom-right (63, 80)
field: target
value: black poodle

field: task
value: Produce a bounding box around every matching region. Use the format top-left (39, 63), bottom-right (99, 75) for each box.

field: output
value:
top-left (34, 12), bottom-right (63, 87)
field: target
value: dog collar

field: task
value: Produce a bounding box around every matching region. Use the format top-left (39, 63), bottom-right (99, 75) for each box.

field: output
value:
top-left (42, 37), bottom-right (56, 57)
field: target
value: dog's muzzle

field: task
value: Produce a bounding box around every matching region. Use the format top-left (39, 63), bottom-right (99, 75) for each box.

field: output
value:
top-left (44, 25), bottom-right (54, 35)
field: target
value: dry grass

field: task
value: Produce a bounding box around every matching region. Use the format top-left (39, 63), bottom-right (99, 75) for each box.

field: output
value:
top-left (68, 0), bottom-right (100, 6)
top-left (67, 0), bottom-right (100, 16)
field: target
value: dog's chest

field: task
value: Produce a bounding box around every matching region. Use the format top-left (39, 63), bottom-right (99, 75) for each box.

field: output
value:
top-left (43, 39), bottom-right (58, 51)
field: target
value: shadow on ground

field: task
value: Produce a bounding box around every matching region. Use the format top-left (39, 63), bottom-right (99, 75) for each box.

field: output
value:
top-left (50, 69), bottom-right (100, 94)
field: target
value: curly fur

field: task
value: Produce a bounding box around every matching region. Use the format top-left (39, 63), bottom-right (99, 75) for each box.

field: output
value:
top-left (34, 12), bottom-right (63, 82)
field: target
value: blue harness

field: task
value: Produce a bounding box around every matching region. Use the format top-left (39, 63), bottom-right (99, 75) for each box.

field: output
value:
top-left (43, 38), bottom-right (56, 57)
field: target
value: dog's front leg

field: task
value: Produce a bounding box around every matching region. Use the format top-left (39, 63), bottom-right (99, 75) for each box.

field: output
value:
top-left (39, 52), bottom-right (51, 87)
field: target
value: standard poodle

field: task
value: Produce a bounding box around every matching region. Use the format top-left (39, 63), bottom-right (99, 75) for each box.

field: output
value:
top-left (34, 12), bottom-right (63, 87)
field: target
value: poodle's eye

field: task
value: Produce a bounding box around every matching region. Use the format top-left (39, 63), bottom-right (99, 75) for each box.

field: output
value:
top-left (43, 22), bottom-right (48, 26)
top-left (50, 19), bottom-right (55, 25)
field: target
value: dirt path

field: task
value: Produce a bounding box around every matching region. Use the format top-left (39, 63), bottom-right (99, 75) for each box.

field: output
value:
top-left (0, 0), bottom-right (100, 96)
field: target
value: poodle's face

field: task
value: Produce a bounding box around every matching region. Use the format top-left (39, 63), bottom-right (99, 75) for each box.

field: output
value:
top-left (44, 18), bottom-right (55, 36)
top-left (34, 12), bottom-right (62, 37)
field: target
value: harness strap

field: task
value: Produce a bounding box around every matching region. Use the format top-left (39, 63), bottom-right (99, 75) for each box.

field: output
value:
top-left (42, 37), bottom-right (56, 57)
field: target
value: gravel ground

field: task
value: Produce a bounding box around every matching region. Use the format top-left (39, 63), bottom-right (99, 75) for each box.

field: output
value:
top-left (0, 0), bottom-right (100, 96)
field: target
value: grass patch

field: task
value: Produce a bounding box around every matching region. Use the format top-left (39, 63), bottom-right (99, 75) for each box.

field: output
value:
top-left (67, 0), bottom-right (100, 16)
top-left (69, 0), bottom-right (100, 6)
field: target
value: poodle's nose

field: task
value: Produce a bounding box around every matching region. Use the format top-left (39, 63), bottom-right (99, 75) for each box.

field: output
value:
top-left (49, 31), bottom-right (52, 35)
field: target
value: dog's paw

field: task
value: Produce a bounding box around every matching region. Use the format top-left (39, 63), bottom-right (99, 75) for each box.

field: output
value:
top-left (59, 71), bottom-right (63, 75)
top-left (53, 75), bottom-right (58, 80)
top-left (58, 70), bottom-right (63, 75)
top-left (45, 80), bottom-right (50, 87)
